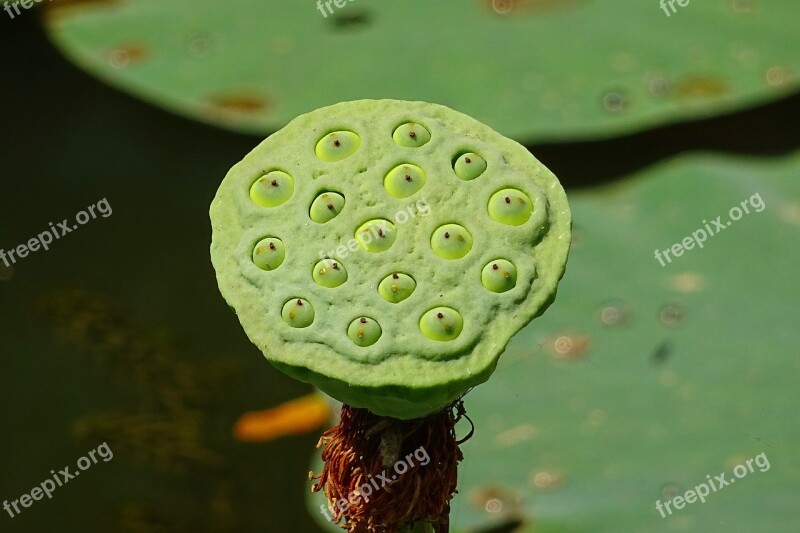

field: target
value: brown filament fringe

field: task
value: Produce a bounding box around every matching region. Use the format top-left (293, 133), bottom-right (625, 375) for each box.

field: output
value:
top-left (310, 401), bottom-right (467, 533)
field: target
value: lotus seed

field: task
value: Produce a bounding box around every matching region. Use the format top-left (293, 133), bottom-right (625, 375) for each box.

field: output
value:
top-left (384, 163), bottom-right (426, 198)
top-left (281, 298), bottom-right (315, 328)
top-left (378, 272), bottom-right (416, 303)
top-left (392, 122), bottom-right (431, 147)
top-left (252, 237), bottom-right (285, 270)
top-left (488, 188), bottom-right (533, 226)
top-left (453, 153), bottom-right (487, 181)
top-left (310, 191), bottom-right (345, 223)
top-left (313, 258), bottom-right (348, 288)
top-left (355, 219), bottom-right (397, 253)
top-left (431, 224), bottom-right (473, 259)
top-left (250, 170), bottom-right (294, 207)
top-left (348, 316), bottom-right (382, 347)
top-left (481, 259), bottom-right (517, 293)
top-left (420, 307), bottom-right (464, 341)
top-left (315, 131), bottom-right (361, 162)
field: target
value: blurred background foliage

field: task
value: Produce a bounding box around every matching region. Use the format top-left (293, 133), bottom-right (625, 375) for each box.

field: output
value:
top-left (0, 1), bottom-right (798, 532)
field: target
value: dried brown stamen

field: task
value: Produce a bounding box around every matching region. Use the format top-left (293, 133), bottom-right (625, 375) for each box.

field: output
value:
top-left (311, 402), bottom-right (466, 532)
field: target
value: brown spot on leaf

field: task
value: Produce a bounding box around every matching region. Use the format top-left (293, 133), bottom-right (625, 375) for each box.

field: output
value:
top-left (485, 0), bottom-right (584, 16)
top-left (672, 76), bottom-right (728, 100)
top-left (547, 332), bottom-right (590, 359)
top-left (108, 43), bottom-right (149, 69)
top-left (208, 94), bottom-right (270, 114)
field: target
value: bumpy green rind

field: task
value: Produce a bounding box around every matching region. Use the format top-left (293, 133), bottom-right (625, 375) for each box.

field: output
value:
top-left (210, 99), bottom-right (570, 419)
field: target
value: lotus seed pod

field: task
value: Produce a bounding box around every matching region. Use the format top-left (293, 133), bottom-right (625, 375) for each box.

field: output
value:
top-left (378, 273), bottom-right (416, 303)
top-left (309, 191), bottom-right (345, 223)
top-left (384, 163), bottom-right (426, 199)
top-left (348, 317), bottom-right (382, 347)
top-left (315, 130), bottom-right (360, 162)
top-left (211, 99), bottom-right (571, 419)
top-left (252, 237), bottom-right (285, 271)
top-left (453, 153), bottom-right (487, 181)
top-left (488, 188), bottom-right (534, 226)
top-left (281, 298), bottom-right (314, 328)
top-left (481, 259), bottom-right (518, 293)
top-left (393, 122), bottom-right (431, 148)
top-left (312, 259), bottom-right (347, 288)
top-left (250, 170), bottom-right (294, 207)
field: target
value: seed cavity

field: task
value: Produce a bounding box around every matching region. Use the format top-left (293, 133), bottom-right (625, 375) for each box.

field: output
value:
top-left (312, 258), bottom-right (348, 288)
top-left (453, 152), bottom-right (487, 181)
top-left (355, 219), bottom-right (397, 253)
top-left (252, 237), bottom-right (285, 270)
top-left (250, 170), bottom-right (294, 207)
top-left (384, 163), bottom-right (426, 198)
top-left (481, 259), bottom-right (517, 293)
top-left (348, 316), bottom-right (382, 347)
top-left (392, 122), bottom-right (431, 147)
top-left (420, 307), bottom-right (464, 341)
top-left (488, 188), bottom-right (533, 226)
top-left (378, 272), bottom-right (416, 303)
top-left (310, 191), bottom-right (345, 223)
top-left (281, 298), bottom-right (315, 328)
top-left (315, 130), bottom-right (361, 162)
top-left (431, 224), bottom-right (473, 259)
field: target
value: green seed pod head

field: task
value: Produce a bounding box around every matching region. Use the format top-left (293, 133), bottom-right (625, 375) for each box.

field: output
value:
top-left (211, 100), bottom-right (571, 419)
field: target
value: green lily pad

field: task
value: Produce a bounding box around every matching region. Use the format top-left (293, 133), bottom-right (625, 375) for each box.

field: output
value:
top-left (44, 0), bottom-right (799, 141)
top-left (308, 150), bottom-right (800, 530)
